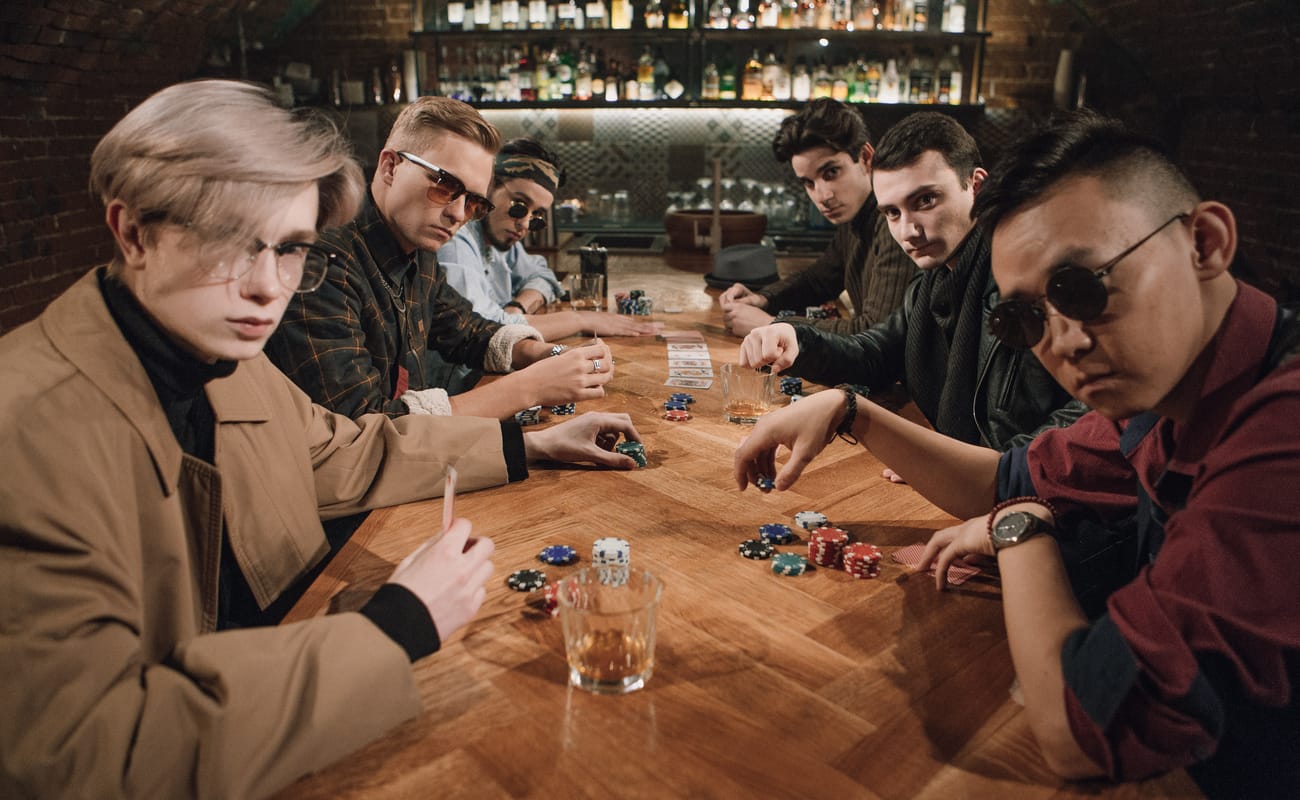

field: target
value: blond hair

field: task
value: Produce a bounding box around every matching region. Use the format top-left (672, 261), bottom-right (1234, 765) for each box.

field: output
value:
top-left (91, 80), bottom-right (364, 268)
top-left (384, 96), bottom-right (500, 155)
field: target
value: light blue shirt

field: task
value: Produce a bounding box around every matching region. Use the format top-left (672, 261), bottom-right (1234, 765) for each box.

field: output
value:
top-left (437, 220), bottom-right (563, 324)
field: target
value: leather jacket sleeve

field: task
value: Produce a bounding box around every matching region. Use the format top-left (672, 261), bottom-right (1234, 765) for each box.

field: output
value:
top-left (786, 278), bottom-right (918, 391)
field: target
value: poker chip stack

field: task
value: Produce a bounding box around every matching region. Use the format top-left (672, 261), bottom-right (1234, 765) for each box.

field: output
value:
top-left (663, 408), bottom-right (691, 422)
top-left (615, 289), bottom-right (653, 315)
top-left (804, 305), bottom-right (829, 320)
top-left (615, 440), bottom-right (647, 467)
top-left (808, 526), bottom-right (850, 568)
top-left (758, 523), bottom-right (797, 545)
top-left (779, 376), bottom-right (803, 396)
top-left (771, 552), bottom-right (809, 576)
top-left (793, 511), bottom-right (830, 531)
top-left (514, 405), bottom-right (543, 425)
top-left (541, 581), bottom-right (561, 618)
top-left (592, 537), bottom-right (631, 566)
top-left (549, 402), bottom-right (576, 415)
top-left (669, 392), bottom-right (694, 404)
top-left (506, 568), bottom-right (547, 592)
top-left (841, 542), bottom-right (884, 579)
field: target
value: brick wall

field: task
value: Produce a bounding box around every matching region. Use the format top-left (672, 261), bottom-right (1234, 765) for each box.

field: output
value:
top-left (2, 0), bottom-right (1298, 332)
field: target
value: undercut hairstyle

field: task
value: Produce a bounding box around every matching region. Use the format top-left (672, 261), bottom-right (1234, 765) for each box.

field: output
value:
top-left (496, 137), bottom-right (567, 191)
top-left (90, 79), bottom-right (364, 272)
top-left (385, 95), bottom-right (500, 157)
top-left (872, 112), bottom-right (982, 188)
top-left (973, 109), bottom-right (1201, 234)
top-left (773, 98), bottom-right (873, 164)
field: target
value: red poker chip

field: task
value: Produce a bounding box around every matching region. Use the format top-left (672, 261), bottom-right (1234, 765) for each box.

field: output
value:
top-left (663, 409), bottom-right (692, 421)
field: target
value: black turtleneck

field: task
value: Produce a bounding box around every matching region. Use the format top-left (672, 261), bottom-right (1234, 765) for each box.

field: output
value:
top-left (98, 270), bottom-right (441, 659)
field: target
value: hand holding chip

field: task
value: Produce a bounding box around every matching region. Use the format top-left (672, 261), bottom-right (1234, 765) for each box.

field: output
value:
top-left (523, 411), bottom-right (643, 469)
top-left (733, 388), bottom-right (846, 492)
top-left (388, 517), bottom-right (495, 642)
top-left (738, 322), bottom-right (799, 373)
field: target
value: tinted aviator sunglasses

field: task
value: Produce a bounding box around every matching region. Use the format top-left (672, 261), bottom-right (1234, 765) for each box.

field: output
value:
top-left (396, 151), bottom-right (494, 221)
top-left (988, 213), bottom-right (1189, 349)
top-left (507, 199), bottom-right (548, 231)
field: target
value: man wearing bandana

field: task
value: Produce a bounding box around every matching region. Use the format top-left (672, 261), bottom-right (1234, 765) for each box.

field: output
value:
top-left (438, 138), bottom-right (661, 345)
top-left (268, 100), bottom-right (618, 421)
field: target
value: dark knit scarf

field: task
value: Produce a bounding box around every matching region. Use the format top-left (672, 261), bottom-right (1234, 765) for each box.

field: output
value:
top-left (903, 225), bottom-right (991, 444)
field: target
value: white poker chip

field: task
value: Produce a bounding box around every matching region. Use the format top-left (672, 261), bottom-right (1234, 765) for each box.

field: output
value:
top-left (592, 536), bottom-right (631, 565)
top-left (794, 511), bottom-right (830, 531)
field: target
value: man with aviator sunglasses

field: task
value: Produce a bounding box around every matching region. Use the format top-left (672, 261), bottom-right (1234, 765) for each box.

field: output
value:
top-left (438, 137), bottom-right (661, 350)
top-left (269, 98), bottom-right (618, 421)
top-left (739, 110), bottom-right (1300, 794)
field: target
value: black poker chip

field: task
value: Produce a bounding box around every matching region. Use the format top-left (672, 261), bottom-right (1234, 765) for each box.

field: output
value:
top-left (738, 538), bottom-right (776, 560)
top-left (755, 475), bottom-right (776, 491)
top-left (507, 568), bottom-right (547, 592)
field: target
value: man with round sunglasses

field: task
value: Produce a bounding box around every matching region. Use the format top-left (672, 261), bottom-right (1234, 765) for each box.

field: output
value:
top-left (438, 137), bottom-right (661, 343)
top-left (740, 112), bottom-right (1085, 454)
top-left (736, 110), bottom-right (1300, 794)
top-left (268, 97), bottom-right (616, 421)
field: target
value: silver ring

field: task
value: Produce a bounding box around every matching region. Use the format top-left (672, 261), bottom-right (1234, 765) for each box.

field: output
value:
top-left (592, 359), bottom-right (602, 373)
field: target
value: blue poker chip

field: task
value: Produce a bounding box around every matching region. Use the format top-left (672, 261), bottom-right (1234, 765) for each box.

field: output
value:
top-left (538, 544), bottom-right (579, 566)
top-left (668, 393), bottom-right (695, 404)
top-left (664, 401), bottom-right (688, 411)
top-left (759, 523), bottom-right (797, 545)
top-left (754, 475), bottom-right (776, 491)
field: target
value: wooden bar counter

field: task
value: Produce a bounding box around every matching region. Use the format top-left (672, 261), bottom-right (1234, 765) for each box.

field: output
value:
top-left (275, 253), bottom-right (1200, 799)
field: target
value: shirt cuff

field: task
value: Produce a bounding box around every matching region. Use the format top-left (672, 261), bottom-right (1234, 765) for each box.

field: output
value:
top-left (359, 583), bottom-right (442, 662)
top-left (501, 420), bottom-right (529, 482)
top-left (400, 387), bottom-right (453, 416)
top-left (485, 324), bottom-right (544, 373)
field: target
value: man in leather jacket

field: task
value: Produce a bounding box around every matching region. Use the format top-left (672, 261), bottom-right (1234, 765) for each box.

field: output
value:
top-left (740, 112), bottom-right (1086, 451)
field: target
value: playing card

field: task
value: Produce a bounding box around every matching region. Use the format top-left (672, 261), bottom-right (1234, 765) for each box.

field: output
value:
top-left (670, 367), bottom-right (714, 377)
top-left (668, 358), bottom-right (711, 368)
top-left (891, 543), bottom-right (981, 585)
top-left (666, 376), bottom-right (713, 389)
top-left (667, 342), bottom-right (708, 352)
top-left (657, 331), bottom-right (706, 342)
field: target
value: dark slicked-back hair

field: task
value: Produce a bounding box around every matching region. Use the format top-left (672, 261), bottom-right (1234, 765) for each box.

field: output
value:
top-left (773, 98), bottom-right (873, 163)
top-left (872, 112), bottom-right (982, 188)
top-left (973, 109), bottom-right (1200, 233)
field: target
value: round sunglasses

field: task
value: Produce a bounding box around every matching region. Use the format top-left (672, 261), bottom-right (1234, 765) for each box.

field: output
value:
top-left (396, 151), bottom-right (495, 221)
top-left (507, 199), bottom-right (548, 231)
top-left (988, 213), bottom-right (1189, 349)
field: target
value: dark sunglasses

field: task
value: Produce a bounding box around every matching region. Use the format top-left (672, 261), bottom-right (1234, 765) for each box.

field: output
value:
top-left (988, 213), bottom-right (1189, 349)
top-left (507, 199), bottom-right (548, 231)
top-left (396, 151), bottom-right (494, 221)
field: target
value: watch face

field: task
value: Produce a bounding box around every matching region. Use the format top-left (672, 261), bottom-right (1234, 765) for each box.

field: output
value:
top-left (993, 511), bottom-right (1042, 550)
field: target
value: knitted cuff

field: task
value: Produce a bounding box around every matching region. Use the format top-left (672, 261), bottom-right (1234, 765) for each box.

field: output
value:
top-left (485, 324), bottom-right (544, 373)
top-left (400, 386), bottom-right (453, 416)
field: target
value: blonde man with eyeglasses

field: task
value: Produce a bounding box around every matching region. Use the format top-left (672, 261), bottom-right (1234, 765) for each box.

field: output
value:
top-left (267, 97), bottom-right (621, 421)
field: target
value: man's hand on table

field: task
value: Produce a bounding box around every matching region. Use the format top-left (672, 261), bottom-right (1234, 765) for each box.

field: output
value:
top-left (733, 388), bottom-right (847, 492)
top-left (722, 302), bottom-right (775, 337)
top-left (738, 322), bottom-right (800, 373)
top-left (515, 341), bottom-right (613, 406)
top-left (388, 517), bottom-right (495, 641)
top-left (524, 411), bottom-right (642, 469)
top-left (718, 282), bottom-right (768, 309)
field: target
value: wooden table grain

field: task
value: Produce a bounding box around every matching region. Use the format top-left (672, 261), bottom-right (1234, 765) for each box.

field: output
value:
top-left (276, 265), bottom-right (1200, 799)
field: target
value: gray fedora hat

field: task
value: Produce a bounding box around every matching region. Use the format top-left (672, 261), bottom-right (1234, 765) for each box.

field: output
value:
top-left (704, 243), bottom-right (779, 290)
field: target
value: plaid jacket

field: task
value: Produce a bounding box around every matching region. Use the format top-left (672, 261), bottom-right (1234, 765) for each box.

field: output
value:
top-left (266, 193), bottom-right (502, 419)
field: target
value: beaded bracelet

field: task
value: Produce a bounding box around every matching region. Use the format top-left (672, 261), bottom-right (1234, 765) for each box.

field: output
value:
top-left (833, 384), bottom-right (859, 445)
top-left (986, 495), bottom-right (1062, 535)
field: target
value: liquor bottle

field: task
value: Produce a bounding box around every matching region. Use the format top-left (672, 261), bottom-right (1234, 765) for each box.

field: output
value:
top-left (942, 0), bottom-right (965, 32)
top-left (911, 0), bottom-right (927, 29)
top-left (773, 55), bottom-right (791, 99)
top-left (797, 0), bottom-right (816, 29)
top-left (702, 61), bottom-right (721, 99)
top-left (815, 0), bottom-right (834, 29)
top-left (610, 0), bottom-right (633, 28)
top-left (667, 0), bottom-right (690, 28)
top-left (879, 57), bottom-right (900, 103)
top-left (653, 47), bottom-right (671, 94)
top-left (592, 50), bottom-right (607, 97)
top-left (732, 0), bottom-right (755, 28)
top-left (370, 67), bottom-right (384, 105)
top-left (637, 46), bottom-right (655, 100)
top-left (940, 45), bottom-right (963, 104)
top-left (575, 49), bottom-right (593, 99)
top-left (556, 0), bottom-right (577, 29)
top-left (586, 0), bottom-right (607, 27)
top-left (741, 49), bottom-right (763, 100)
top-left (812, 58), bottom-right (832, 98)
top-left (852, 0), bottom-right (875, 29)
top-left (831, 62), bottom-right (849, 100)
top-left (719, 59), bottom-right (738, 99)
top-left (473, 0), bottom-right (492, 29)
top-left (644, 0), bottom-right (666, 28)
top-left (849, 59), bottom-right (868, 103)
top-left (908, 50), bottom-right (932, 103)
top-left (534, 49), bottom-right (551, 100)
top-left (518, 49), bottom-right (536, 101)
top-left (760, 48), bottom-right (780, 100)
top-left (778, 0), bottom-right (796, 28)
top-left (791, 56), bottom-right (811, 101)
top-left (503, 0), bottom-right (521, 28)
top-left (708, 0), bottom-right (732, 29)
top-left (554, 47), bottom-right (574, 99)
top-left (529, 0), bottom-right (548, 26)
top-left (865, 60), bottom-right (881, 101)
top-left (757, 0), bottom-right (778, 27)
top-left (605, 56), bottom-right (621, 101)
top-left (624, 70), bottom-right (639, 102)
top-left (446, 0), bottom-right (466, 29)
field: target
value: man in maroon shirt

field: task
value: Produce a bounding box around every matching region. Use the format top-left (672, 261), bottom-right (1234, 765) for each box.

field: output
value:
top-left (733, 110), bottom-right (1300, 795)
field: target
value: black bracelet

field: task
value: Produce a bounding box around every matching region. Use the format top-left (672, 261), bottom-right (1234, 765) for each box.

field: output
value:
top-left (504, 301), bottom-right (526, 313)
top-left (834, 384), bottom-right (859, 445)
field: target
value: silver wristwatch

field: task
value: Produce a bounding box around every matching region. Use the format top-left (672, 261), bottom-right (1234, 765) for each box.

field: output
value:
top-left (990, 511), bottom-right (1053, 552)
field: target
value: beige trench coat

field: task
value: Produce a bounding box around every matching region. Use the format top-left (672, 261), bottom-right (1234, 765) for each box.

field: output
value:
top-left (0, 271), bottom-right (513, 798)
